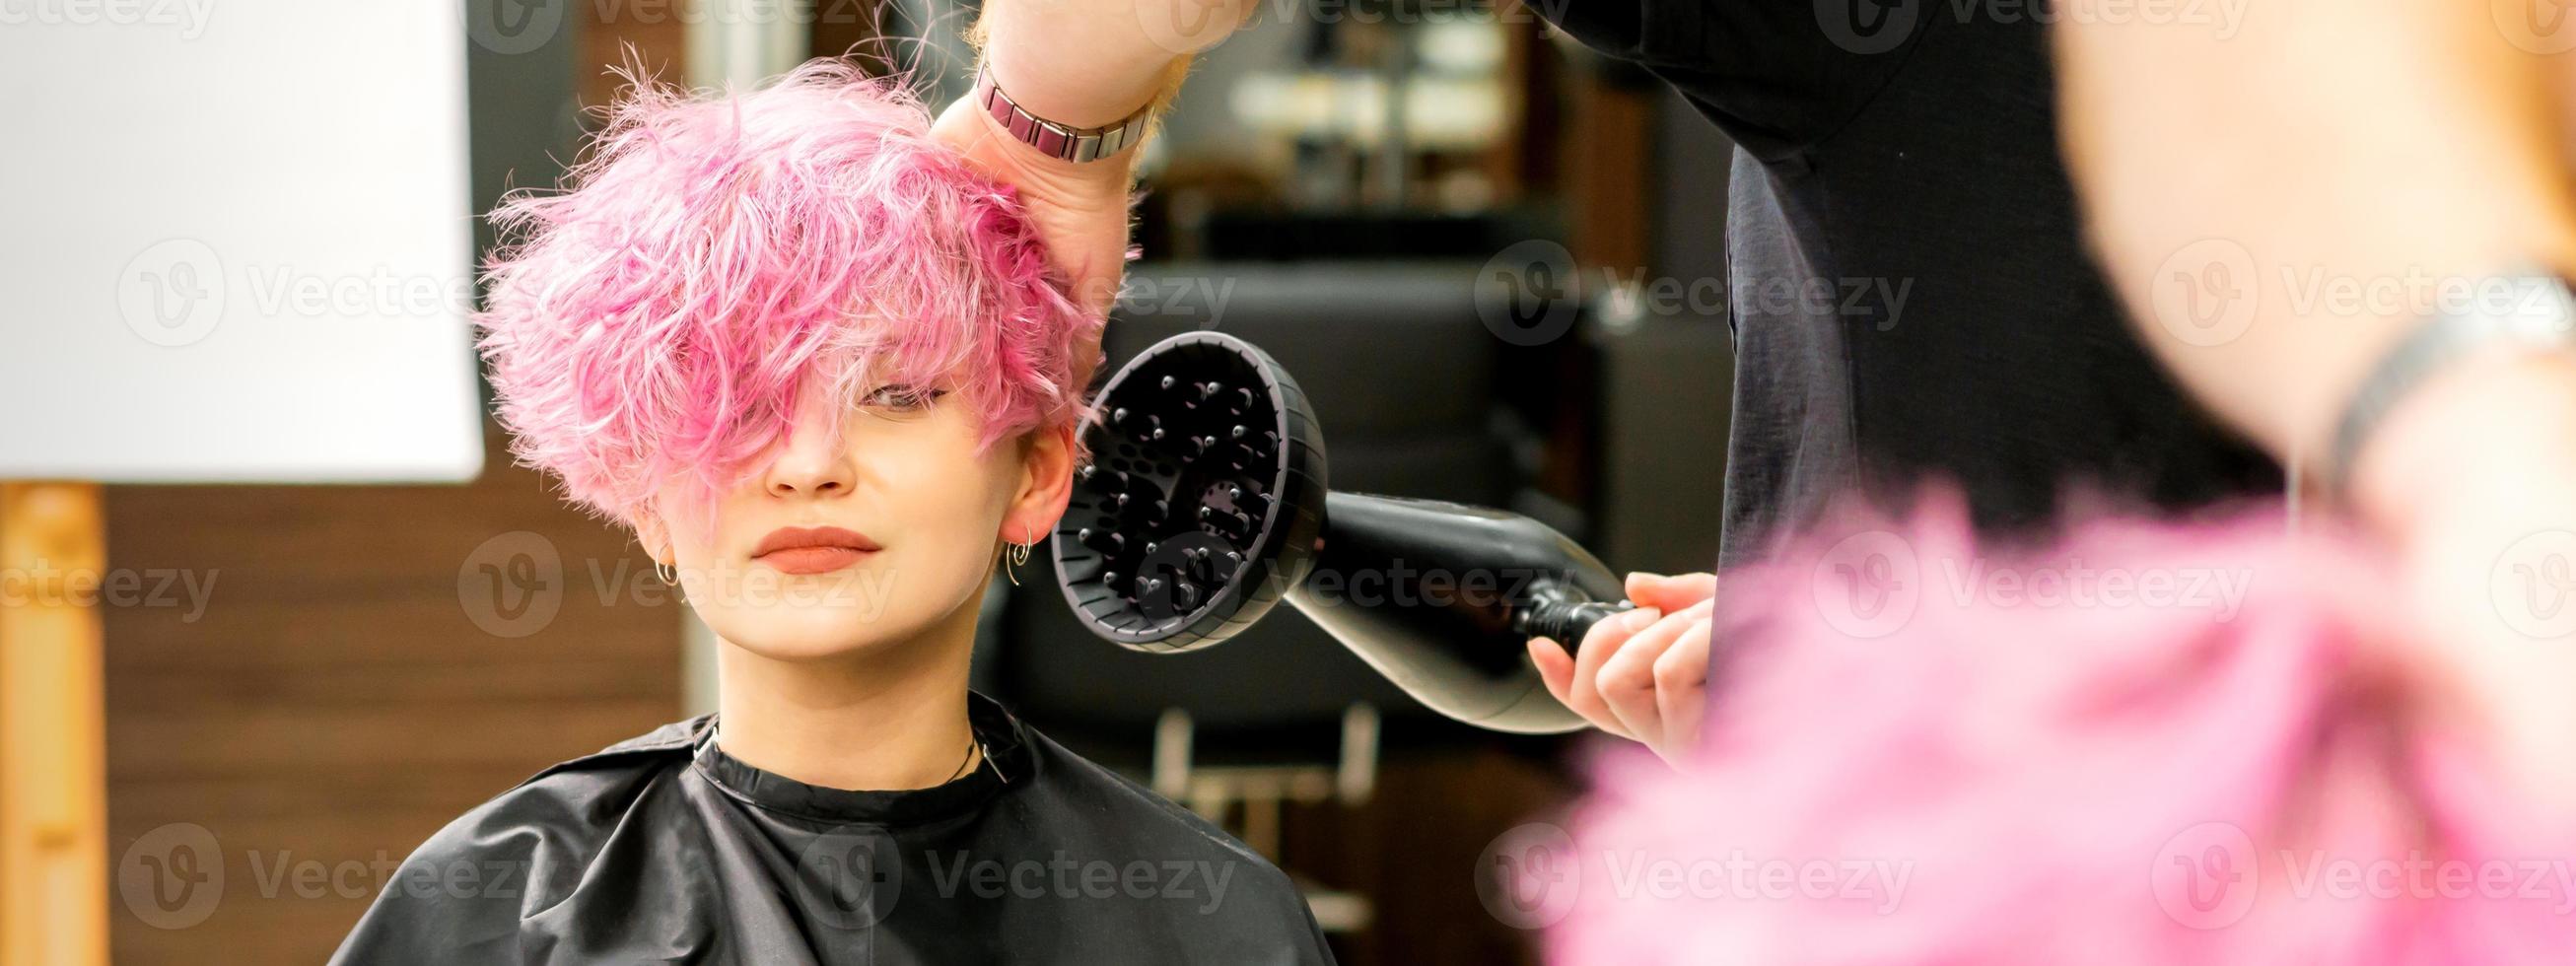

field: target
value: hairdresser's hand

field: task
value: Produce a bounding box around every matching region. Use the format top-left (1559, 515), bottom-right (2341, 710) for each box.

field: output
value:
top-left (2055, 0), bottom-right (2576, 814)
top-left (1529, 572), bottom-right (1715, 768)
top-left (943, 0), bottom-right (1254, 379)
top-left (2348, 358), bottom-right (2576, 818)
top-left (931, 96), bottom-right (1135, 331)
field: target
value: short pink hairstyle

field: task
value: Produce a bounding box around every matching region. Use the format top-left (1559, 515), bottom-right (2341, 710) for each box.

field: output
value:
top-left (474, 59), bottom-right (1102, 535)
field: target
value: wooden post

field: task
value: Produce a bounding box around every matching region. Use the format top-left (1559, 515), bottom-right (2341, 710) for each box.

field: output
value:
top-left (1, 482), bottom-right (109, 966)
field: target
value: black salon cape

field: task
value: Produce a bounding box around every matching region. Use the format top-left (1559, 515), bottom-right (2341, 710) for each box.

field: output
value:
top-left (329, 693), bottom-right (1337, 965)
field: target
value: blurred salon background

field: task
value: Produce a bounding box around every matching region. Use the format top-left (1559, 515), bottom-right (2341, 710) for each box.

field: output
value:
top-left (1, 0), bottom-right (1735, 962)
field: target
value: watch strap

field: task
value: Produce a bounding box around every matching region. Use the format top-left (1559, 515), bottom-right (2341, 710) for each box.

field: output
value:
top-left (973, 64), bottom-right (1152, 165)
top-left (2325, 269), bottom-right (2576, 497)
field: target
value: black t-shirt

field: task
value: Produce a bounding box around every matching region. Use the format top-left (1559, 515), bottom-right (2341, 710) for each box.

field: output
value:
top-left (330, 692), bottom-right (1336, 965)
top-left (1543, 0), bottom-right (2281, 565)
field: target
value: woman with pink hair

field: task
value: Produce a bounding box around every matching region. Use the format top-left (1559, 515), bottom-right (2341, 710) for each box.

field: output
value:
top-left (329, 61), bottom-right (1332, 965)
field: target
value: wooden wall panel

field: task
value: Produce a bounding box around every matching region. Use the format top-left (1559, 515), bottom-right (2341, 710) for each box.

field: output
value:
top-left (101, 424), bottom-right (681, 965)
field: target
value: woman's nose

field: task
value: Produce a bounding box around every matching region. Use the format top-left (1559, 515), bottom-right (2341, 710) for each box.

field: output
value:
top-left (760, 405), bottom-right (857, 499)
top-left (764, 450), bottom-right (852, 498)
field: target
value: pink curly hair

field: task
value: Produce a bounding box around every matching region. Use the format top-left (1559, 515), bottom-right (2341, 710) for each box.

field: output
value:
top-left (474, 59), bottom-right (1102, 539)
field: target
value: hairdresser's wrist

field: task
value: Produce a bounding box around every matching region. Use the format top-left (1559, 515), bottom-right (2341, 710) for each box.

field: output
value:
top-left (974, 0), bottom-right (1224, 131)
top-left (980, 43), bottom-right (1185, 138)
top-left (2345, 350), bottom-right (2576, 546)
top-left (942, 83), bottom-right (1140, 189)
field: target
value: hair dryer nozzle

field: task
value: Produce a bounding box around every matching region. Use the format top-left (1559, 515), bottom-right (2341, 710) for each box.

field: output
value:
top-left (1052, 332), bottom-right (1328, 653)
top-left (1056, 332), bottom-right (1630, 734)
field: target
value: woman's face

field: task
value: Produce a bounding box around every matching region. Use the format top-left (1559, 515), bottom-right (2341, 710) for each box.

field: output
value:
top-left (643, 380), bottom-right (1074, 661)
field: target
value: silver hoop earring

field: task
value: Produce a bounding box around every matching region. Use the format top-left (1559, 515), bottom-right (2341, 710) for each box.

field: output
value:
top-left (1005, 532), bottom-right (1035, 586)
top-left (654, 560), bottom-right (677, 586)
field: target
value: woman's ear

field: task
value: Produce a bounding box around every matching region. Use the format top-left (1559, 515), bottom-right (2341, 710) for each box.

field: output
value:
top-left (1001, 423), bottom-right (1078, 546)
top-left (631, 510), bottom-right (674, 565)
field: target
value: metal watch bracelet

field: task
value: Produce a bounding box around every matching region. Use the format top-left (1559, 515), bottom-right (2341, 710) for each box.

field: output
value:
top-left (2324, 269), bottom-right (2576, 497)
top-left (972, 64), bottom-right (1152, 165)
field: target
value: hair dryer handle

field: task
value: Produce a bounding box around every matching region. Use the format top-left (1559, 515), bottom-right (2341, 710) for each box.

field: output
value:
top-left (1515, 597), bottom-right (1636, 651)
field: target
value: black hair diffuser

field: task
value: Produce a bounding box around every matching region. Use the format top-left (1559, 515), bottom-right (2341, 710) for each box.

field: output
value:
top-left (1053, 331), bottom-right (1633, 733)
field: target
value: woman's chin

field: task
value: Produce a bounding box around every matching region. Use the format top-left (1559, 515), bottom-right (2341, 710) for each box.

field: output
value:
top-left (711, 614), bottom-right (926, 662)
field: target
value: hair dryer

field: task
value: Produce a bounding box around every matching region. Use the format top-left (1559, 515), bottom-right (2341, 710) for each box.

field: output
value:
top-left (1050, 331), bottom-right (1633, 733)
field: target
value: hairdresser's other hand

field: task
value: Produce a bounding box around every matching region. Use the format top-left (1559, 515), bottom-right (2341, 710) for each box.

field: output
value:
top-left (931, 95), bottom-right (1135, 328)
top-left (2055, 0), bottom-right (2576, 813)
top-left (1529, 572), bottom-right (1715, 768)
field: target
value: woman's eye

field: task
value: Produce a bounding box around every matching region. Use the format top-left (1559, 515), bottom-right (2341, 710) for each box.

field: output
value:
top-left (862, 384), bottom-right (944, 412)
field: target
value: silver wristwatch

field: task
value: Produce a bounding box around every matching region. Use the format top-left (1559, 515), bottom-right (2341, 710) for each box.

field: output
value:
top-left (973, 64), bottom-right (1153, 164)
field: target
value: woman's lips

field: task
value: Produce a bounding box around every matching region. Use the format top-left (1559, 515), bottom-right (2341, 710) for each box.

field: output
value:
top-left (751, 525), bottom-right (881, 576)
top-left (756, 546), bottom-right (873, 575)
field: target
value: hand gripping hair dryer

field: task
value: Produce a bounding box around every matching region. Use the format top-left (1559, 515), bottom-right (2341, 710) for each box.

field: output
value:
top-left (1051, 331), bottom-right (1635, 733)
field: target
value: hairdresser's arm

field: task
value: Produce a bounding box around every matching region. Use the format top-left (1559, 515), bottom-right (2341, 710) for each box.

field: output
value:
top-left (934, 0), bottom-right (1254, 332)
top-left (2055, 0), bottom-right (2576, 807)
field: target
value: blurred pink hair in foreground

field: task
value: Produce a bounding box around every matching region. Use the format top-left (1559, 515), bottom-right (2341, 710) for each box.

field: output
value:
top-left (1540, 493), bottom-right (2576, 964)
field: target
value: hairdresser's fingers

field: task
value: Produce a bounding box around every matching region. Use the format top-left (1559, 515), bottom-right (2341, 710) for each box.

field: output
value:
top-left (1565, 607), bottom-right (1661, 741)
top-left (1649, 616), bottom-right (1713, 765)
top-left (1528, 636), bottom-right (1577, 716)
top-left (1595, 600), bottom-right (1713, 750)
top-left (1626, 572), bottom-right (1717, 613)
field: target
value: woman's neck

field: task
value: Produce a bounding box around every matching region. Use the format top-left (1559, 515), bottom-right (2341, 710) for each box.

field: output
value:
top-left (711, 597), bottom-right (983, 793)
